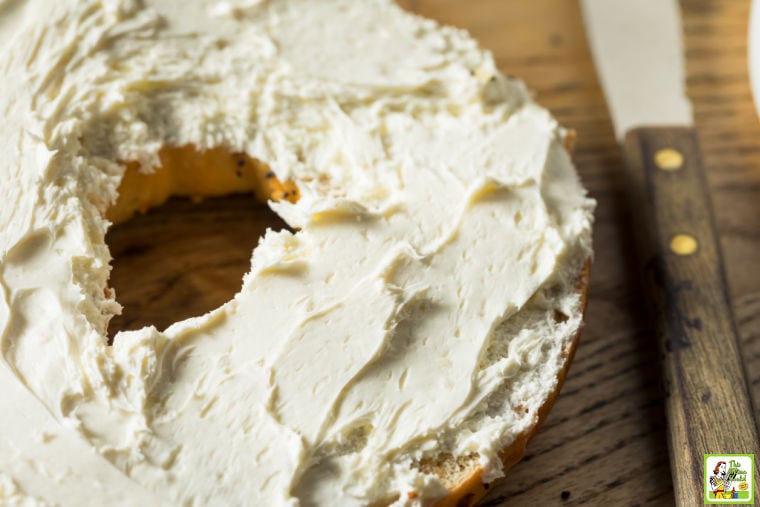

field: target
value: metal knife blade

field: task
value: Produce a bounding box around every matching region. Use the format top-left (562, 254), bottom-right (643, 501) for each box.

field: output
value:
top-left (581, 1), bottom-right (760, 505)
top-left (581, 0), bottom-right (693, 140)
top-left (749, 0), bottom-right (760, 117)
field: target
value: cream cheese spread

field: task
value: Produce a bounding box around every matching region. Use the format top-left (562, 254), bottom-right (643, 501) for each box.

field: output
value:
top-left (0, 0), bottom-right (594, 505)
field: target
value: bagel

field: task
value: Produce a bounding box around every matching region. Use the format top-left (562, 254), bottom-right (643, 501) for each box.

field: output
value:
top-left (0, 0), bottom-right (594, 505)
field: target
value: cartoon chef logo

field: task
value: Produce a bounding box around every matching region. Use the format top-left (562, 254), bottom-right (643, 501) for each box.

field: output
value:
top-left (710, 461), bottom-right (733, 499)
top-left (704, 454), bottom-right (754, 504)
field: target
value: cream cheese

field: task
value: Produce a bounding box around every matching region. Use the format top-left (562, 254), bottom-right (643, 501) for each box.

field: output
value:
top-left (0, 0), bottom-right (594, 505)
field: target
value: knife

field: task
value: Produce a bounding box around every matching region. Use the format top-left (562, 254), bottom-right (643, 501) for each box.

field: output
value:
top-left (580, 0), bottom-right (760, 504)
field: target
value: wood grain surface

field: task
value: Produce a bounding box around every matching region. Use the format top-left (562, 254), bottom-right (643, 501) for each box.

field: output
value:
top-left (106, 1), bottom-right (760, 505)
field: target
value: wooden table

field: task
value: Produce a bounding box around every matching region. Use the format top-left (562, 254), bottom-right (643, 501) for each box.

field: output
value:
top-left (106, 1), bottom-right (760, 505)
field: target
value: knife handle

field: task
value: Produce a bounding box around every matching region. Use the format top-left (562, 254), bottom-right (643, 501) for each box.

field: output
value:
top-left (622, 127), bottom-right (760, 505)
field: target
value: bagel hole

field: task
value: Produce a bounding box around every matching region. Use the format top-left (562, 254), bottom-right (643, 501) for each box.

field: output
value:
top-left (105, 146), bottom-right (297, 342)
top-left (106, 194), bottom-right (292, 341)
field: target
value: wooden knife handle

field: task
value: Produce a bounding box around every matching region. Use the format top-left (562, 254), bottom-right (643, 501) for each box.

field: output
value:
top-left (623, 127), bottom-right (760, 505)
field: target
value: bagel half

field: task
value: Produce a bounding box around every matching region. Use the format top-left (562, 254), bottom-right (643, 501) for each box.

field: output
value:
top-left (0, 0), bottom-right (594, 505)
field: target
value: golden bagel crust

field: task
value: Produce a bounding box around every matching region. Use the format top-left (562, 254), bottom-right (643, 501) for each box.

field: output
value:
top-left (109, 146), bottom-right (300, 224)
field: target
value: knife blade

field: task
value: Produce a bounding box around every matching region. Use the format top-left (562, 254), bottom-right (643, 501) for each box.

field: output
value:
top-left (581, 0), bottom-right (760, 504)
top-left (582, 0), bottom-right (692, 139)
top-left (750, 0), bottom-right (760, 118)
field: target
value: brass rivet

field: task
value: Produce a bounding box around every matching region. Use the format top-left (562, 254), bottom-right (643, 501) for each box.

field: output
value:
top-left (654, 148), bottom-right (684, 171)
top-left (670, 234), bottom-right (698, 255)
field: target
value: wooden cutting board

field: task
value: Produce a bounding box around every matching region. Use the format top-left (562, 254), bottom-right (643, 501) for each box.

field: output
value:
top-left (106, 1), bottom-right (760, 504)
